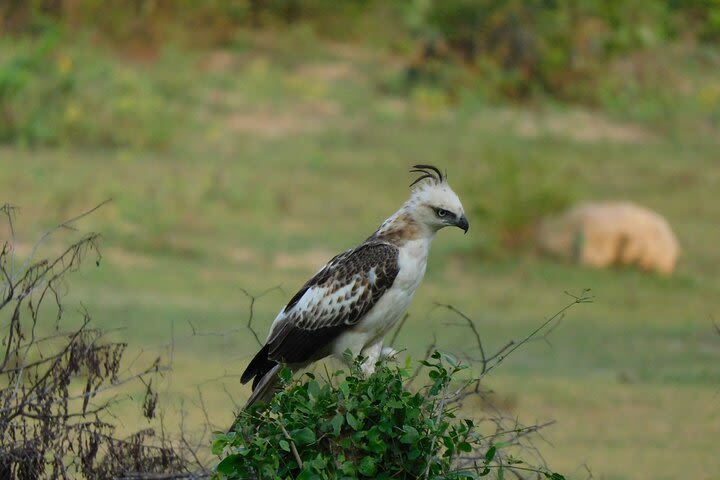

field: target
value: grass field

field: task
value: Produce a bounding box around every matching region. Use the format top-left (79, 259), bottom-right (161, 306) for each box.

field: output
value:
top-left (1, 31), bottom-right (719, 479)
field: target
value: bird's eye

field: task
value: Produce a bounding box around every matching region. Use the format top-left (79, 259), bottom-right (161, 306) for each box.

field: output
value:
top-left (435, 208), bottom-right (449, 218)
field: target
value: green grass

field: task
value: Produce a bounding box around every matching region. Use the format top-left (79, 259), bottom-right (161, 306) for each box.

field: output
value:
top-left (1, 31), bottom-right (719, 480)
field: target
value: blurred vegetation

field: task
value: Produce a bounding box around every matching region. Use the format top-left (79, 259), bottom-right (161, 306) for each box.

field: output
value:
top-left (0, 25), bottom-right (191, 148)
top-left (0, 3), bottom-right (717, 257)
top-left (409, 0), bottom-right (720, 98)
top-left (2, 0), bottom-right (719, 148)
top-left (2, 0), bottom-right (718, 244)
top-left (466, 158), bottom-right (574, 254)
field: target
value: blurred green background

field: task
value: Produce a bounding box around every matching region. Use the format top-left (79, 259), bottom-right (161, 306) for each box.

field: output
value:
top-left (1, 1), bottom-right (719, 479)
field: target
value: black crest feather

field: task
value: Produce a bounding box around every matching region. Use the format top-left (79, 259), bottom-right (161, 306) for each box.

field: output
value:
top-left (409, 164), bottom-right (444, 187)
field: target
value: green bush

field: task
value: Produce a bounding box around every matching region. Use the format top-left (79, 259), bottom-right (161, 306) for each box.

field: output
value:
top-left (404, 0), bottom-right (720, 103)
top-left (0, 27), bottom-right (187, 148)
top-left (215, 352), bottom-right (565, 479)
top-left (0, 0), bottom-right (393, 44)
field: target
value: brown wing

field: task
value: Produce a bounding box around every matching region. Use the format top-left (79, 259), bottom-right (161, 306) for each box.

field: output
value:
top-left (265, 241), bottom-right (399, 364)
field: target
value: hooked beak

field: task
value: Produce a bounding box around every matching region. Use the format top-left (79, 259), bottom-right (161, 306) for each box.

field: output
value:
top-left (456, 215), bottom-right (469, 234)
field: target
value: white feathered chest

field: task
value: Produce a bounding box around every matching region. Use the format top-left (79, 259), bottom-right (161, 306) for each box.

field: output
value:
top-left (348, 237), bottom-right (431, 339)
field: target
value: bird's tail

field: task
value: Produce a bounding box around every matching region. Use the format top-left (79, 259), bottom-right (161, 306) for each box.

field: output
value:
top-left (227, 363), bottom-right (282, 433)
top-left (229, 345), bottom-right (283, 432)
top-left (244, 362), bottom-right (282, 408)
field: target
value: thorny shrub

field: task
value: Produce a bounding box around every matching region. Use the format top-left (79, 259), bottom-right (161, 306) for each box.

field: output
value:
top-left (0, 204), bottom-right (203, 479)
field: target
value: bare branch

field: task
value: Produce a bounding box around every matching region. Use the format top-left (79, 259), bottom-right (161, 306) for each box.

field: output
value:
top-left (16, 199), bottom-right (109, 281)
top-left (389, 312), bottom-right (409, 348)
top-left (280, 422), bottom-right (304, 469)
top-left (483, 289), bottom-right (591, 376)
top-left (436, 289), bottom-right (591, 379)
top-left (434, 303), bottom-right (487, 372)
top-left (0, 203), bottom-right (205, 479)
top-left (239, 285), bottom-right (283, 347)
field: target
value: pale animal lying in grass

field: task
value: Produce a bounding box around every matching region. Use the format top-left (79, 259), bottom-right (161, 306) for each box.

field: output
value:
top-left (537, 201), bottom-right (679, 275)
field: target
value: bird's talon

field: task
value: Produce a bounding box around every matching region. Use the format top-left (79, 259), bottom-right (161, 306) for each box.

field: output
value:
top-left (380, 346), bottom-right (399, 361)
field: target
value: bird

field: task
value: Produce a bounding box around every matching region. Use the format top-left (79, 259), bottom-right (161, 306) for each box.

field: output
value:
top-left (239, 164), bottom-right (468, 408)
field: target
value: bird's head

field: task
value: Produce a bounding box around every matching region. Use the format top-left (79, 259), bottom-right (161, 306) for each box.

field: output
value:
top-left (407, 165), bottom-right (469, 234)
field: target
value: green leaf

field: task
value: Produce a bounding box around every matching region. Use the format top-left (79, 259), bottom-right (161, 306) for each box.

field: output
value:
top-left (484, 445), bottom-right (496, 463)
top-left (443, 352), bottom-right (458, 367)
top-left (307, 380), bottom-right (320, 398)
top-left (215, 454), bottom-right (241, 475)
top-left (544, 474), bottom-right (566, 480)
top-left (297, 469), bottom-right (321, 480)
top-left (340, 381), bottom-right (350, 398)
top-left (340, 460), bottom-right (356, 475)
top-left (331, 413), bottom-right (344, 436)
top-left (358, 456), bottom-right (377, 476)
top-left (366, 427), bottom-right (387, 453)
top-left (279, 366), bottom-right (293, 384)
top-left (291, 427), bottom-right (316, 446)
top-left (346, 412), bottom-right (360, 430)
top-left (458, 441), bottom-right (472, 452)
top-left (211, 436), bottom-right (227, 455)
top-left (378, 419), bottom-right (393, 434)
top-left (400, 425), bottom-right (420, 444)
top-left (279, 439), bottom-right (290, 452)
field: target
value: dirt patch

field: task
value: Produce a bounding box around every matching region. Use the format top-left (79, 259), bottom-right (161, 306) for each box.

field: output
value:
top-left (227, 247), bottom-right (257, 265)
top-left (200, 50), bottom-right (239, 74)
top-left (226, 100), bottom-right (341, 138)
top-left (295, 62), bottom-right (357, 82)
top-left (480, 108), bottom-right (654, 143)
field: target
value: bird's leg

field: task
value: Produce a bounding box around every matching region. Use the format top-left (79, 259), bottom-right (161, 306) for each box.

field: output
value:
top-left (359, 340), bottom-right (383, 377)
